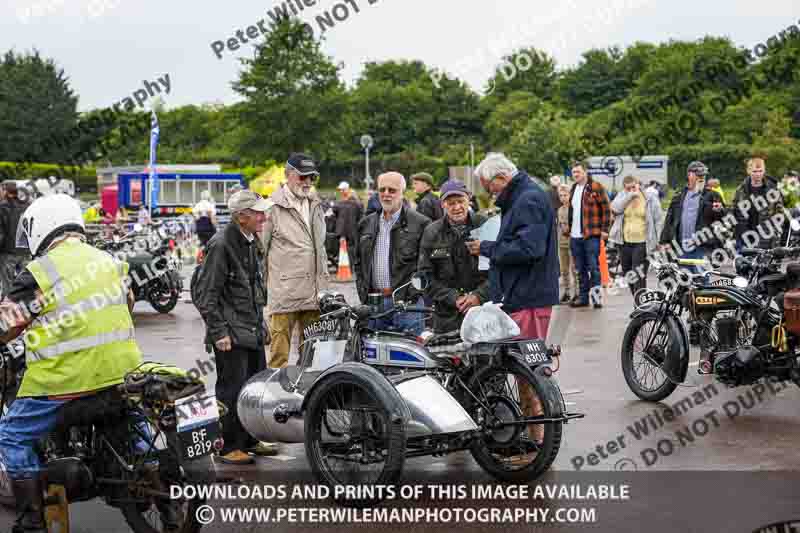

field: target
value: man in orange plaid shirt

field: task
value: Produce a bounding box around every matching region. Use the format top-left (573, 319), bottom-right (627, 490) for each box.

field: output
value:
top-left (567, 161), bottom-right (611, 309)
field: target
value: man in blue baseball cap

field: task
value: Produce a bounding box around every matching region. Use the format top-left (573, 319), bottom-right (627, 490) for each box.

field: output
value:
top-left (418, 180), bottom-right (489, 332)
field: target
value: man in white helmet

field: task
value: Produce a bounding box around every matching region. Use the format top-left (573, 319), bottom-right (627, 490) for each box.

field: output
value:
top-left (0, 194), bottom-right (144, 533)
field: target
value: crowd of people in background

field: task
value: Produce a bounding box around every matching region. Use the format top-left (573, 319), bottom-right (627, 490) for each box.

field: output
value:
top-left (5, 151), bottom-right (797, 467)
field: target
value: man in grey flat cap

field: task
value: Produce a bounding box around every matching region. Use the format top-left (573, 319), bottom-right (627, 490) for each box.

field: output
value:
top-left (194, 190), bottom-right (274, 464)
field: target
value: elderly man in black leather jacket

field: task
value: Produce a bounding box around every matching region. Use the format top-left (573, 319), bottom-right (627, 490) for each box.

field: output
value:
top-left (418, 180), bottom-right (488, 333)
top-left (193, 190), bottom-right (271, 464)
top-left (353, 172), bottom-right (431, 334)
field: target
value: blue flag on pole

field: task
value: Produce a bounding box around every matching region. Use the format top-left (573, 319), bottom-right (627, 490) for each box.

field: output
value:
top-left (148, 111), bottom-right (160, 214)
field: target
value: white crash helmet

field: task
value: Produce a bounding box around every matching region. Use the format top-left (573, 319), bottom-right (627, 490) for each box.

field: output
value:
top-left (16, 193), bottom-right (85, 257)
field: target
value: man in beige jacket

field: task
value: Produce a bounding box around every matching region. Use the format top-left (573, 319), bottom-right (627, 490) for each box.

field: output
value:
top-left (261, 153), bottom-right (329, 369)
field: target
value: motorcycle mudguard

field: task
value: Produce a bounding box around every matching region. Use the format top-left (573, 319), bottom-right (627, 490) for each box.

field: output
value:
top-left (629, 305), bottom-right (690, 383)
top-left (300, 362), bottom-right (411, 425)
top-left (499, 357), bottom-right (566, 416)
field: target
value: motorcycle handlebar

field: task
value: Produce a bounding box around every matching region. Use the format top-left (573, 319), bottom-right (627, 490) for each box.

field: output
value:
top-left (404, 306), bottom-right (434, 313)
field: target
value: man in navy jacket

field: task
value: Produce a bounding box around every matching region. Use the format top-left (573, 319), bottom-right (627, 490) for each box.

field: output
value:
top-left (467, 153), bottom-right (559, 340)
top-left (467, 153), bottom-right (559, 451)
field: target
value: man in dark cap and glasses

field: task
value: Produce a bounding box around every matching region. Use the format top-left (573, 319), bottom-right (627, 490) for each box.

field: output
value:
top-left (262, 153), bottom-right (329, 370)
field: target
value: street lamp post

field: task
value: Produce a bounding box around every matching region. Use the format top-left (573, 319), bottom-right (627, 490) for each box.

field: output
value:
top-left (360, 134), bottom-right (374, 193)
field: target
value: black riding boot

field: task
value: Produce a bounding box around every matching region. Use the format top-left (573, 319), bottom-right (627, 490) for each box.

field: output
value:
top-left (11, 477), bottom-right (47, 533)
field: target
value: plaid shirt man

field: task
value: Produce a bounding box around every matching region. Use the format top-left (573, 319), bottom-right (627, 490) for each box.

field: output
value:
top-left (373, 209), bottom-right (402, 290)
top-left (568, 178), bottom-right (611, 238)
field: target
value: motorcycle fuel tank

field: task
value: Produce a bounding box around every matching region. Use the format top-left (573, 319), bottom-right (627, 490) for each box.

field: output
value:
top-left (362, 335), bottom-right (445, 370)
top-left (691, 286), bottom-right (761, 311)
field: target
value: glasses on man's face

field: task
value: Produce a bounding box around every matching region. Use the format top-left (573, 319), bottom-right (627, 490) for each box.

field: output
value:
top-left (379, 187), bottom-right (399, 194)
top-left (297, 174), bottom-right (317, 182)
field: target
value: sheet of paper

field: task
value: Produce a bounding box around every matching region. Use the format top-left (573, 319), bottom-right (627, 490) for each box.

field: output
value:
top-left (310, 340), bottom-right (348, 371)
top-left (470, 214), bottom-right (501, 271)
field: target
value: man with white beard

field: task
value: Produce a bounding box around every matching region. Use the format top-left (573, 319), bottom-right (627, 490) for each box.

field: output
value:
top-left (262, 153), bottom-right (330, 370)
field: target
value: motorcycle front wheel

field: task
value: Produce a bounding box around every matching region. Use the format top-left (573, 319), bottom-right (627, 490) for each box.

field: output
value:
top-left (467, 359), bottom-right (564, 482)
top-left (120, 454), bottom-right (213, 533)
top-left (621, 316), bottom-right (683, 401)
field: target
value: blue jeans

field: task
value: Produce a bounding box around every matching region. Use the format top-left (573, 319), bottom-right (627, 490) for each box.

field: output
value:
top-left (0, 398), bottom-right (68, 479)
top-left (571, 237), bottom-right (601, 304)
top-left (0, 396), bottom-right (154, 480)
top-left (369, 297), bottom-right (425, 335)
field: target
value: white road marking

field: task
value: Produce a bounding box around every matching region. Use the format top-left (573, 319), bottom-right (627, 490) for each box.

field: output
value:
top-left (260, 454), bottom-right (296, 462)
top-left (688, 361), bottom-right (699, 367)
top-left (562, 389), bottom-right (583, 395)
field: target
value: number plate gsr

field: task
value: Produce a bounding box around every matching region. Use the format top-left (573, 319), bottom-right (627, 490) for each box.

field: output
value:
top-left (175, 394), bottom-right (221, 460)
top-left (517, 340), bottom-right (551, 365)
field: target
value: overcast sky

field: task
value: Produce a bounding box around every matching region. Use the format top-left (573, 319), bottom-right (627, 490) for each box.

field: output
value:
top-left (2, 0), bottom-right (798, 112)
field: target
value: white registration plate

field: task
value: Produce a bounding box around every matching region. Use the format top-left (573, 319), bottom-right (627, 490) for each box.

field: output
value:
top-left (175, 394), bottom-right (220, 460)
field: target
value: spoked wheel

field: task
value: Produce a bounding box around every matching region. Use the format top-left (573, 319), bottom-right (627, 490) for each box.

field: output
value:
top-left (305, 374), bottom-right (405, 506)
top-left (120, 455), bottom-right (213, 533)
top-left (467, 359), bottom-right (564, 482)
top-left (621, 317), bottom-right (681, 401)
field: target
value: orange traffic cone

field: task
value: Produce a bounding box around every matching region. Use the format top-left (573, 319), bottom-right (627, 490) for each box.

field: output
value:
top-left (336, 237), bottom-right (353, 282)
top-left (599, 239), bottom-right (611, 288)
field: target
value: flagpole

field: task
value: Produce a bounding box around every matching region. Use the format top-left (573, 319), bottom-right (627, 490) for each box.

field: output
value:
top-left (148, 111), bottom-right (160, 221)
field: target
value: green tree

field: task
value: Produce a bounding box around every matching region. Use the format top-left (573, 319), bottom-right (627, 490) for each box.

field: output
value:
top-left (557, 47), bottom-right (632, 116)
top-left (485, 91), bottom-right (547, 149)
top-left (232, 17), bottom-right (346, 163)
top-left (0, 50), bottom-right (79, 163)
top-left (484, 48), bottom-right (557, 103)
top-left (507, 104), bottom-right (582, 176)
top-left (346, 61), bottom-right (483, 158)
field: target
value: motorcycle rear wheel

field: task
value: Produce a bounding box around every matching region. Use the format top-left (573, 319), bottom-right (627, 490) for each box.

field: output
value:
top-left (467, 359), bottom-right (564, 482)
top-left (148, 283), bottom-right (179, 314)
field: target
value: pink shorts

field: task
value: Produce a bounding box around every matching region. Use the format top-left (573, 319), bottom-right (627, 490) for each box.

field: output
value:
top-left (510, 307), bottom-right (552, 340)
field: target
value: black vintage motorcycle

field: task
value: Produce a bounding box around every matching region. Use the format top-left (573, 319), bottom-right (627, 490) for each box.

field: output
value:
top-left (0, 342), bottom-right (221, 533)
top-left (97, 224), bottom-right (184, 314)
top-left (621, 248), bottom-right (800, 401)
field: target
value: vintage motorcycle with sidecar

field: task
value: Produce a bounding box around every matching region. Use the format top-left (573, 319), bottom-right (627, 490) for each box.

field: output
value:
top-left (238, 275), bottom-right (583, 504)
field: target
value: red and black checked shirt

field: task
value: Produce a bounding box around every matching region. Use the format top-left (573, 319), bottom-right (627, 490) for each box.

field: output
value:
top-left (568, 179), bottom-right (611, 238)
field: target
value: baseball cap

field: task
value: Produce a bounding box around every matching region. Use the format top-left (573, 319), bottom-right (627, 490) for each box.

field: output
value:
top-left (439, 180), bottom-right (471, 201)
top-left (687, 161), bottom-right (708, 177)
top-left (287, 153), bottom-right (319, 176)
top-left (410, 172), bottom-right (434, 187)
top-left (337, 181), bottom-right (350, 190)
top-left (228, 190), bottom-right (272, 214)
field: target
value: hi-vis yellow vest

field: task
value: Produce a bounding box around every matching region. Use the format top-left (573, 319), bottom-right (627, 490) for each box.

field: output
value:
top-left (18, 239), bottom-right (143, 397)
